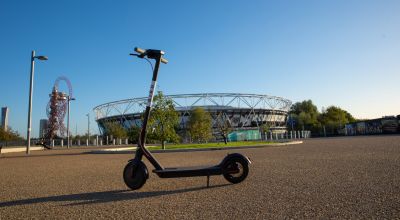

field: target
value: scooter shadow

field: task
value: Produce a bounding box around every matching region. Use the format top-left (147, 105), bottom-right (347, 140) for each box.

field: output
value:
top-left (0, 184), bottom-right (231, 207)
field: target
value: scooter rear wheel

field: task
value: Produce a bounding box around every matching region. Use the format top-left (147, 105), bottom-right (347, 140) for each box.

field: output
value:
top-left (223, 157), bottom-right (249, 184)
top-left (123, 161), bottom-right (148, 190)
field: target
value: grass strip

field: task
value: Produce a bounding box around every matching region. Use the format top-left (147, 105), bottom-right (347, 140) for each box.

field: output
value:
top-left (146, 141), bottom-right (275, 150)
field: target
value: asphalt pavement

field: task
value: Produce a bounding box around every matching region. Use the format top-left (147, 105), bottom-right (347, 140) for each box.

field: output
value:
top-left (0, 136), bottom-right (399, 219)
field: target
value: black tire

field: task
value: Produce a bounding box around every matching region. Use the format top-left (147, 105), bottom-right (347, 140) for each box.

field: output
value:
top-left (123, 161), bottom-right (148, 190)
top-left (223, 157), bottom-right (249, 184)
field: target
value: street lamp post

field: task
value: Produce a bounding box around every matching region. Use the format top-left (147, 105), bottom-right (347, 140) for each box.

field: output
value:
top-left (86, 113), bottom-right (90, 141)
top-left (67, 97), bottom-right (76, 149)
top-left (27, 50), bottom-right (48, 155)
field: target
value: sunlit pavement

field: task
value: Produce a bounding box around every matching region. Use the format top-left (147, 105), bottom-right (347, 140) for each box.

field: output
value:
top-left (0, 136), bottom-right (399, 219)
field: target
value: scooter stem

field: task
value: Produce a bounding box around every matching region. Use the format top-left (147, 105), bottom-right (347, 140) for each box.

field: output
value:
top-left (140, 54), bottom-right (161, 146)
top-left (135, 51), bottom-right (164, 170)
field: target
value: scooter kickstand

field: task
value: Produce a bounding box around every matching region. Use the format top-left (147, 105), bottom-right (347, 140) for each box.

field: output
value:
top-left (207, 175), bottom-right (210, 187)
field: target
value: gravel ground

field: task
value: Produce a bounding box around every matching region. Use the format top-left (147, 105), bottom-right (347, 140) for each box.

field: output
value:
top-left (0, 136), bottom-right (399, 219)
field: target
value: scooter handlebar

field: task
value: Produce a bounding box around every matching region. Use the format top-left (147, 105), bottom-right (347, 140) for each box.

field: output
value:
top-left (133, 47), bottom-right (168, 64)
top-left (161, 57), bottom-right (168, 64)
top-left (134, 47), bottom-right (146, 54)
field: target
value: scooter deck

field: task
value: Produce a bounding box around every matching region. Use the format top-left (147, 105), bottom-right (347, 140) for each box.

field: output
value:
top-left (153, 165), bottom-right (222, 178)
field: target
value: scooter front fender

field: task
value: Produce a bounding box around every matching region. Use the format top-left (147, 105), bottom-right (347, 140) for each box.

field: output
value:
top-left (127, 159), bottom-right (149, 180)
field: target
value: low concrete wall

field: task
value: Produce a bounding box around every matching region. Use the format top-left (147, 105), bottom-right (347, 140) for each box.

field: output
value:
top-left (0, 146), bottom-right (44, 154)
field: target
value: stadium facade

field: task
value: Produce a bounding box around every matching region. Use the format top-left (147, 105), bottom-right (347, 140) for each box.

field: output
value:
top-left (93, 93), bottom-right (292, 140)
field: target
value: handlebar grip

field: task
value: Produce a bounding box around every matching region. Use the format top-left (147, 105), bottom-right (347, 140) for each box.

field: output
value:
top-left (135, 47), bottom-right (146, 54)
top-left (161, 57), bottom-right (168, 64)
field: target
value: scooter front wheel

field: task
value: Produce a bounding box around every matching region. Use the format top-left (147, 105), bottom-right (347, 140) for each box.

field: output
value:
top-left (223, 157), bottom-right (249, 184)
top-left (123, 161), bottom-right (148, 190)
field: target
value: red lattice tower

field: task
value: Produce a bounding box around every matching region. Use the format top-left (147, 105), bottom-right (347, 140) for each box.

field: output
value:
top-left (45, 76), bottom-right (73, 139)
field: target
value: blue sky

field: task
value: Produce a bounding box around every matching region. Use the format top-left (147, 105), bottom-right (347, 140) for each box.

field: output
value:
top-left (0, 0), bottom-right (399, 137)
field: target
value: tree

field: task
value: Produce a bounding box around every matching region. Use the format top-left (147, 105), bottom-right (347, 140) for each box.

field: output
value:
top-left (259, 123), bottom-right (272, 141)
top-left (147, 91), bottom-right (180, 149)
top-left (187, 107), bottom-right (212, 143)
top-left (289, 100), bottom-right (358, 136)
top-left (127, 126), bottom-right (141, 144)
top-left (289, 100), bottom-right (320, 131)
top-left (319, 106), bottom-right (356, 134)
top-left (103, 121), bottom-right (128, 139)
top-left (0, 126), bottom-right (23, 141)
top-left (215, 113), bottom-right (232, 144)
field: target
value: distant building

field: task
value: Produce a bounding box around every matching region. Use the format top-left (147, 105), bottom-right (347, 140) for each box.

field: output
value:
top-left (39, 119), bottom-right (48, 138)
top-left (345, 115), bottom-right (400, 135)
top-left (1, 107), bottom-right (9, 131)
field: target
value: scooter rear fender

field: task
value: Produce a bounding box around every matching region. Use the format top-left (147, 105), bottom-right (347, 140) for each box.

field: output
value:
top-left (219, 153), bottom-right (251, 167)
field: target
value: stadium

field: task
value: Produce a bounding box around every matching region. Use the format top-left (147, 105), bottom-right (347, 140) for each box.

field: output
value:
top-left (93, 93), bottom-right (292, 141)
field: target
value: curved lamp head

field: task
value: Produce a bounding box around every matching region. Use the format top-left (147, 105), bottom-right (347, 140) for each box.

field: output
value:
top-left (35, 56), bottom-right (48, 61)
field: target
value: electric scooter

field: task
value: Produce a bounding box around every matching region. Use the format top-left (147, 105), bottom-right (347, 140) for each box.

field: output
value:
top-left (123, 47), bottom-right (251, 190)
